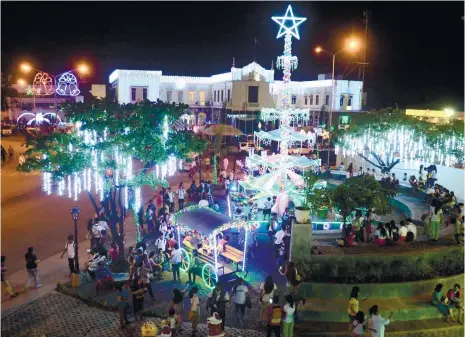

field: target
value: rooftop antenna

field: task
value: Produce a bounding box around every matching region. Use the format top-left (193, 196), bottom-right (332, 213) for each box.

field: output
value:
top-left (232, 57), bottom-right (235, 68)
top-left (271, 60), bottom-right (274, 69)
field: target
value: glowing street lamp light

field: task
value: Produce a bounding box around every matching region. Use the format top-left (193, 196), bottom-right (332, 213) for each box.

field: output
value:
top-left (314, 38), bottom-right (360, 164)
top-left (17, 78), bottom-right (27, 86)
top-left (77, 64), bottom-right (89, 74)
top-left (444, 108), bottom-right (455, 117)
top-left (20, 63), bottom-right (32, 73)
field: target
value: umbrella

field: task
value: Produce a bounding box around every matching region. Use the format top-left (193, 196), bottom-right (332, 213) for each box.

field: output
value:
top-left (199, 124), bottom-right (243, 136)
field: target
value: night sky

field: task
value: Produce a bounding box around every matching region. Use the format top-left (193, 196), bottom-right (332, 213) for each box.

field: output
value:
top-left (2, 1), bottom-right (464, 110)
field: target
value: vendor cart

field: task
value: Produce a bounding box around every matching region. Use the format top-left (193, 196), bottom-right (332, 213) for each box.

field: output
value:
top-left (171, 205), bottom-right (255, 289)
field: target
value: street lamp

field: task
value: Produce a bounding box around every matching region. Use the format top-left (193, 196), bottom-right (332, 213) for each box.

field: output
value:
top-left (70, 206), bottom-right (80, 277)
top-left (315, 38), bottom-right (360, 164)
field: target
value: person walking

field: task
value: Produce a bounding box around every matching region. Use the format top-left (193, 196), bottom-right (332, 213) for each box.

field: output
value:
top-left (207, 284), bottom-right (230, 330)
top-left (8, 145), bottom-right (14, 161)
top-left (25, 247), bottom-right (41, 290)
top-left (1, 256), bottom-right (18, 299)
top-left (266, 295), bottom-right (283, 337)
top-left (131, 277), bottom-right (147, 323)
top-left (177, 183), bottom-right (185, 210)
top-left (1, 145), bottom-right (7, 162)
top-left (60, 234), bottom-right (76, 276)
top-left (348, 287), bottom-right (368, 322)
top-left (171, 244), bottom-right (182, 282)
top-left (347, 163), bottom-right (354, 177)
top-left (188, 249), bottom-right (200, 284)
top-left (168, 285), bottom-right (189, 332)
top-left (263, 197), bottom-right (273, 220)
top-left (167, 188), bottom-right (175, 213)
top-left (283, 294), bottom-right (296, 337)
top-left (137, 255), bottom-right (156, 301)
top-left (233, 278), bottom-right (249, 328)
top-left (189, 286), bottom-right (200, 336)
top-left (430, 204), bottom-right (443, 242)
top-left (116, 283), bottom-right (131, 329)
top-left (18, 153), bottom-right (25, 166)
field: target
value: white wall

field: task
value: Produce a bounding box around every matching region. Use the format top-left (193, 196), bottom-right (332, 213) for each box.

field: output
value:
top-left (229, 80), bottom-right (275, 111)
top-left (112, 70), bottom-right (161, 104)
top-left (336, 152), bottom-right (465, 201)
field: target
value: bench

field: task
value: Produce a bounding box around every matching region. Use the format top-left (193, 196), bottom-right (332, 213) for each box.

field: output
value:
top-left (220, 245), bottom-right (244, 272)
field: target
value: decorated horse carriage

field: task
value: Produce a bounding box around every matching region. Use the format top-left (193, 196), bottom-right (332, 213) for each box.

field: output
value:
top-left (171, 205), bottom-right (255, 288)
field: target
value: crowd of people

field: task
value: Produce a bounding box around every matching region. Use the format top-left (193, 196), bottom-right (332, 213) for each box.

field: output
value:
top-left (337, 209), bottom-right (420, 247)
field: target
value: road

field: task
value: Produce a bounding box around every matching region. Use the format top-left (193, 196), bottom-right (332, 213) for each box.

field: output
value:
top-left (1, 134), bottom-right (96, 274)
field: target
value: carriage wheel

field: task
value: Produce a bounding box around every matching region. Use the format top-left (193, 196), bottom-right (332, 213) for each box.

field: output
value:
top-left (202, 263), bottom-right (218, 289)
top-left (180, 248), bottom-right (190, 272)
top-left (237, 263), bottom-right (248, 279)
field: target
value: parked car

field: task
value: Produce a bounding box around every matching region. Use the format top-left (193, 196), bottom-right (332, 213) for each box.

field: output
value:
top-left (239, 142), bottom-right (255, 152)
top-left (1, 125), bottom-right (13, 136)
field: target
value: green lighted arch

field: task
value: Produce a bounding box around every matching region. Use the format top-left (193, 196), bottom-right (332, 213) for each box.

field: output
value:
top-left (202, 263), bottom-right (218, 289)
top-left (180, 248), bottom-right (191, 272)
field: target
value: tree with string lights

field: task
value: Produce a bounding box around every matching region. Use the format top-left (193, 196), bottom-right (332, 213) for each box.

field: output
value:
top-left (18, 98), bottom-right (206, 262)
top-left (333, 108), bottom-right (464, 173)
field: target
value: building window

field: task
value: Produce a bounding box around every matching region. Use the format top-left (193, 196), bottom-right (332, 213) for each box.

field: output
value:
top-left (340, 95), bottom-right (344, 106)
top-left (221, 90), bottom-right (224, 102)
top-left (178, 91), bottom-right (183, 102)
top-left (142, 88), bottom-right (147, 100)
top-left (167, 91), bottom-right (172, 102)
top-left (214, 90), bottom-right (216, 102)
top-left (248, 86), bottom-right (258, 103)
top-left (291, 95), bottom-right (297, 104)
top-left (189, 91), bottom-right (195, 103)
top-left (325, 94), bottom-right (329, 106)
top-left (227, 89), bottom-right (231, 102)
top-left (199, 91), bottom-right (205, 103)
top-left (310, 94), bottom-right (313, 105)
top-left (348, 95), bottom-right (353, 106)
top-left (315, 95), bottom-right (319, 105)
top-left (304, 95), bottom-right (308, 105)
top-left (131, 88), bottom-right (136, 101)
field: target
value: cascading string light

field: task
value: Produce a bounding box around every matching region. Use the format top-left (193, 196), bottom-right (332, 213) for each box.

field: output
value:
top-left (67, 175), bottom-right (72, 199)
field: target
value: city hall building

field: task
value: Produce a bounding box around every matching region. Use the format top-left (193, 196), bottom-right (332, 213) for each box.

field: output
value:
top-left (109, 61), bottom-right (363, 130)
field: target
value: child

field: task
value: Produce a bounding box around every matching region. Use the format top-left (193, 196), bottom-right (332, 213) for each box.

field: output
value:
top-left (189, 286), bottom-right (200, 336)
top-left (167, 308), bottom-right (179, 336)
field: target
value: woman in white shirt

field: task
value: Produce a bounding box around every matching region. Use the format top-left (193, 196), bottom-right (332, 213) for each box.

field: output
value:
top-left (283, 294), bottom-right (296, 337)
top-left (368, 305), bottom-right (393, 337)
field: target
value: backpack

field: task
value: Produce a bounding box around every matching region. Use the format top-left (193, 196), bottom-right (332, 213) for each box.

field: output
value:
top-left (270, 306), bottom-right (282, 325)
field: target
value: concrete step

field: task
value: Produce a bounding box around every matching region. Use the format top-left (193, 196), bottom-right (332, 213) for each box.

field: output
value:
top-left (297, 296), bottom-right (458, 322)
top-left (295, 318), bottom-right (464, 336)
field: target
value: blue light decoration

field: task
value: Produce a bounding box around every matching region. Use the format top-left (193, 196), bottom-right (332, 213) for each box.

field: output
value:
top-left (272, 4), bottom-right (307, 40)
top-left (56, 72), bottom-right (81, 96)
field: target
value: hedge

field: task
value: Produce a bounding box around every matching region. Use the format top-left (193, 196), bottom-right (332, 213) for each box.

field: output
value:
top-left (295, 246), bottom-right (464, 284)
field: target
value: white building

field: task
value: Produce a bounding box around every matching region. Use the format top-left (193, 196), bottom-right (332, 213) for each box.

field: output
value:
top-left (109, 62), bottom-right (363, 126)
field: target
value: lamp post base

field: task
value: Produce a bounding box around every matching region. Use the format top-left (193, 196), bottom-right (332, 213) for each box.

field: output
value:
top-left (71, 273), bottom-right (81, 288)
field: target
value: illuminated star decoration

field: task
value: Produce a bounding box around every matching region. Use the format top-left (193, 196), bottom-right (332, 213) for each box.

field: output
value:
top-left (272, 5), bottom-right (307, 40)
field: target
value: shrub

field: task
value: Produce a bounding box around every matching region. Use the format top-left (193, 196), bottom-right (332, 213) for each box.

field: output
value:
top-left (296, 246), bottom-right (464, 283)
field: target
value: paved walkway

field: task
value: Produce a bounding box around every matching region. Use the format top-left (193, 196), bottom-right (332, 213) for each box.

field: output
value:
top-left (2, 292), bottom-right (463, 337)
top-left (1, 224), bottom-right (138, 317)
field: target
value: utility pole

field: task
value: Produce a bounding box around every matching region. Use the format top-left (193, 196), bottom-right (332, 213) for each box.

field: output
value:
top-left (359, 10), bottom-right (370, 108)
